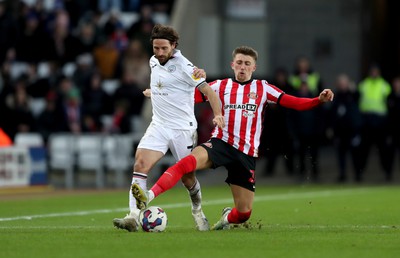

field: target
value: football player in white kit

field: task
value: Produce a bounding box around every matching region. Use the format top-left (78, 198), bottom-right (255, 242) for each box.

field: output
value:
top-left (130, 46), bottom-right (334, 230)
top-left (113, 24), bottom-right (225, 232)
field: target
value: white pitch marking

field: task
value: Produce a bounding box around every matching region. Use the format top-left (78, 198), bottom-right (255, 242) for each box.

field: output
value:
top-left (0, 188), bottom-right (369, 222)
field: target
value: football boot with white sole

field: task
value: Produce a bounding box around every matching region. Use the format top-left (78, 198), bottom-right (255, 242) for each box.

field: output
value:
top-left (112, 214), bottom-right (139, 232)
top-left (211, 207), bottom-right (232, 230)
top-left (192, 209), bottom-right (210, 231)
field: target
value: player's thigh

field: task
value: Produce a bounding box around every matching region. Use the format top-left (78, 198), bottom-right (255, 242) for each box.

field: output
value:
top-left (169, 129), bottom-right (197, 160)
top-left (230, 184), bottom-right (254, 212)
top-left (135, 124), bottom-right (170, 172)
top-left (191, 146), bottom-right (213, 170)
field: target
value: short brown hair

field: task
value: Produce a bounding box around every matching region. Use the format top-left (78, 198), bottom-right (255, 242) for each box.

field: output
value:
top-left (150, 24), bottom-right (180, 47)
top-left (232, 46), bottom-right (258, 62)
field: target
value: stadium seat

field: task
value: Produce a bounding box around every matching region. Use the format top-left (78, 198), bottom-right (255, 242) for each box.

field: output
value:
top-left (100, 115), bottom-right (113, 131)
top-left (10, 62), bottom-right (29, 80)
top-left (101, 80), bottom-right (120, 95)
top-left (29, 98), bottom-right (46, 118)
top-left (14, 132), bottom-right (44, 148)
top-left (130, 115), bottom-right (147, 134)
top-left (62, 62), bottom-right (77, 77)
top-left (48, 133), bottom-right (76, 189)
top-left (119, 12), bottom-right (139, 28)
top-left (37, 62), bottom-right (50, 78)
top-left (103, 134), bottom-right (135, 188)
top-left (75, 134), bottom-right (105, 189)
top-left (37, 62), bottom-right (51, 79)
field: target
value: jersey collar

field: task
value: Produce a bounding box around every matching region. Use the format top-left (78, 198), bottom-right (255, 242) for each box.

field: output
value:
top-left (233, 78), bottom-right (253, 85)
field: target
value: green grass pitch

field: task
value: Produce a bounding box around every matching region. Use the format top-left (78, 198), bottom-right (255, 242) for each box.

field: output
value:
top-left (0, 185), bottom-right (399, 258)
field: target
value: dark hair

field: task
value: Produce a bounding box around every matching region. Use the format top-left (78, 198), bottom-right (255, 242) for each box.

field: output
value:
top-left (232, 46), bottom-right (258, 61)
top-left (150, 24), bottom-right (179, 47)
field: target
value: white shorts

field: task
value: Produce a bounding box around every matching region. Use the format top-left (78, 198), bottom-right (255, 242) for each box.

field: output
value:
top-left (137, 122), bottom-right (198, 161)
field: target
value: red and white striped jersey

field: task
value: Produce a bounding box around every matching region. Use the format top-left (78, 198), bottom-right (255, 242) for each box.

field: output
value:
top-left (208, 78), bottom-right (284, 157)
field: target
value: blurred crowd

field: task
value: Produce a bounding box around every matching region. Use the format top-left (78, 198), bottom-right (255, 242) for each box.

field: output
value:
top-left (0, 0), bottom-right (173, 142)
top-left (0, 1), bottom-right (399, 183)
top-left (257, 58), bottom-right (400, 183)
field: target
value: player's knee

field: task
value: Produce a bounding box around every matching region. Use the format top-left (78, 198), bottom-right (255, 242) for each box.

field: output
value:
top-left (133, 157), bottom-right (150, 173)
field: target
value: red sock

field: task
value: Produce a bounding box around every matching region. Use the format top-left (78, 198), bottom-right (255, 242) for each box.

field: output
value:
top-left (151, 155), bottom-right (197, 197)
top-left (227, 208), bottom-right (252, 224)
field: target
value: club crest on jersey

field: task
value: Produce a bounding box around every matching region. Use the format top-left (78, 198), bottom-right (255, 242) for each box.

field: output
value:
top-left (168, 65), bottom-right (176, 73)
top-left (248, 92), bottom-right (258, 99)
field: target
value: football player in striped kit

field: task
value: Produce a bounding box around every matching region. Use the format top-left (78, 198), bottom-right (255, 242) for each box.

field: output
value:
top-left (131, 46), bottom-right (333, 230)
top-left (113, 24), bottom-right (224, 232)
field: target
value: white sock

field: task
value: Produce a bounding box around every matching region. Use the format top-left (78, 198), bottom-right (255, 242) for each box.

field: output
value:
top-left (187, 179), bottom-right (202, 211)
top-left (148, 190), bottom-right (155, 203)
top-left (129, 172), bottom-right (148, 216)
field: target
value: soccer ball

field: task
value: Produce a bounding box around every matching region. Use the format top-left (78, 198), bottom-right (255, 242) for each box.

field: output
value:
top-left (139, 206), bottom-right (168, 232)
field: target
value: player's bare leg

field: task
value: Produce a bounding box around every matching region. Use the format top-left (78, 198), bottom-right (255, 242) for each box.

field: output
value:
top-left (212, 185), bottom-right (253, 230)
top-left (113, 149), bottom-right (163, 232)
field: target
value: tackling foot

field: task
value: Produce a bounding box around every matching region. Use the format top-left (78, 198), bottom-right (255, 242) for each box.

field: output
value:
top-left (211, 207), bottom-right (231, 230)
top-left (131, 183), bottom-right (149, 210)
top-left (113, 215), bottom-right (139, 232)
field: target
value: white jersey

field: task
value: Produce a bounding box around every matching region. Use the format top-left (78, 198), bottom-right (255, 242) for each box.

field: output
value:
top-left (149, 49), bottom-right (205, 130)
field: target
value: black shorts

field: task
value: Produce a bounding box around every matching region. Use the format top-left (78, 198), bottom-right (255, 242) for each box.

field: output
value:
top-left (200, 138), bottom-right (256, 192)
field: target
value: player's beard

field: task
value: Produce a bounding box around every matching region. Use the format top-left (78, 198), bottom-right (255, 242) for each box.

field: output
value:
top-left (157, 56), bottom-right (167, 65)
top-left (156, 52), bottom-right (172, 65)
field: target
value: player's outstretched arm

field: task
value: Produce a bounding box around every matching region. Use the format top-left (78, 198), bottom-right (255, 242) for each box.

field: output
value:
top-left (198, 83), bottom-right (225, 129)
top-left (279, 89), bottom-right (334, 111)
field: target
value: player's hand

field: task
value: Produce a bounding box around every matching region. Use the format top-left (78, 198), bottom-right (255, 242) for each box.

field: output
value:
top-left (143, 88), bottom-right (151, 98)
top-left (193, 67), bottom-right (206, 79)
top-left (319, 89), bottom-right (334, 102)
top-left (213, 115), bottom-right (225, 129)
